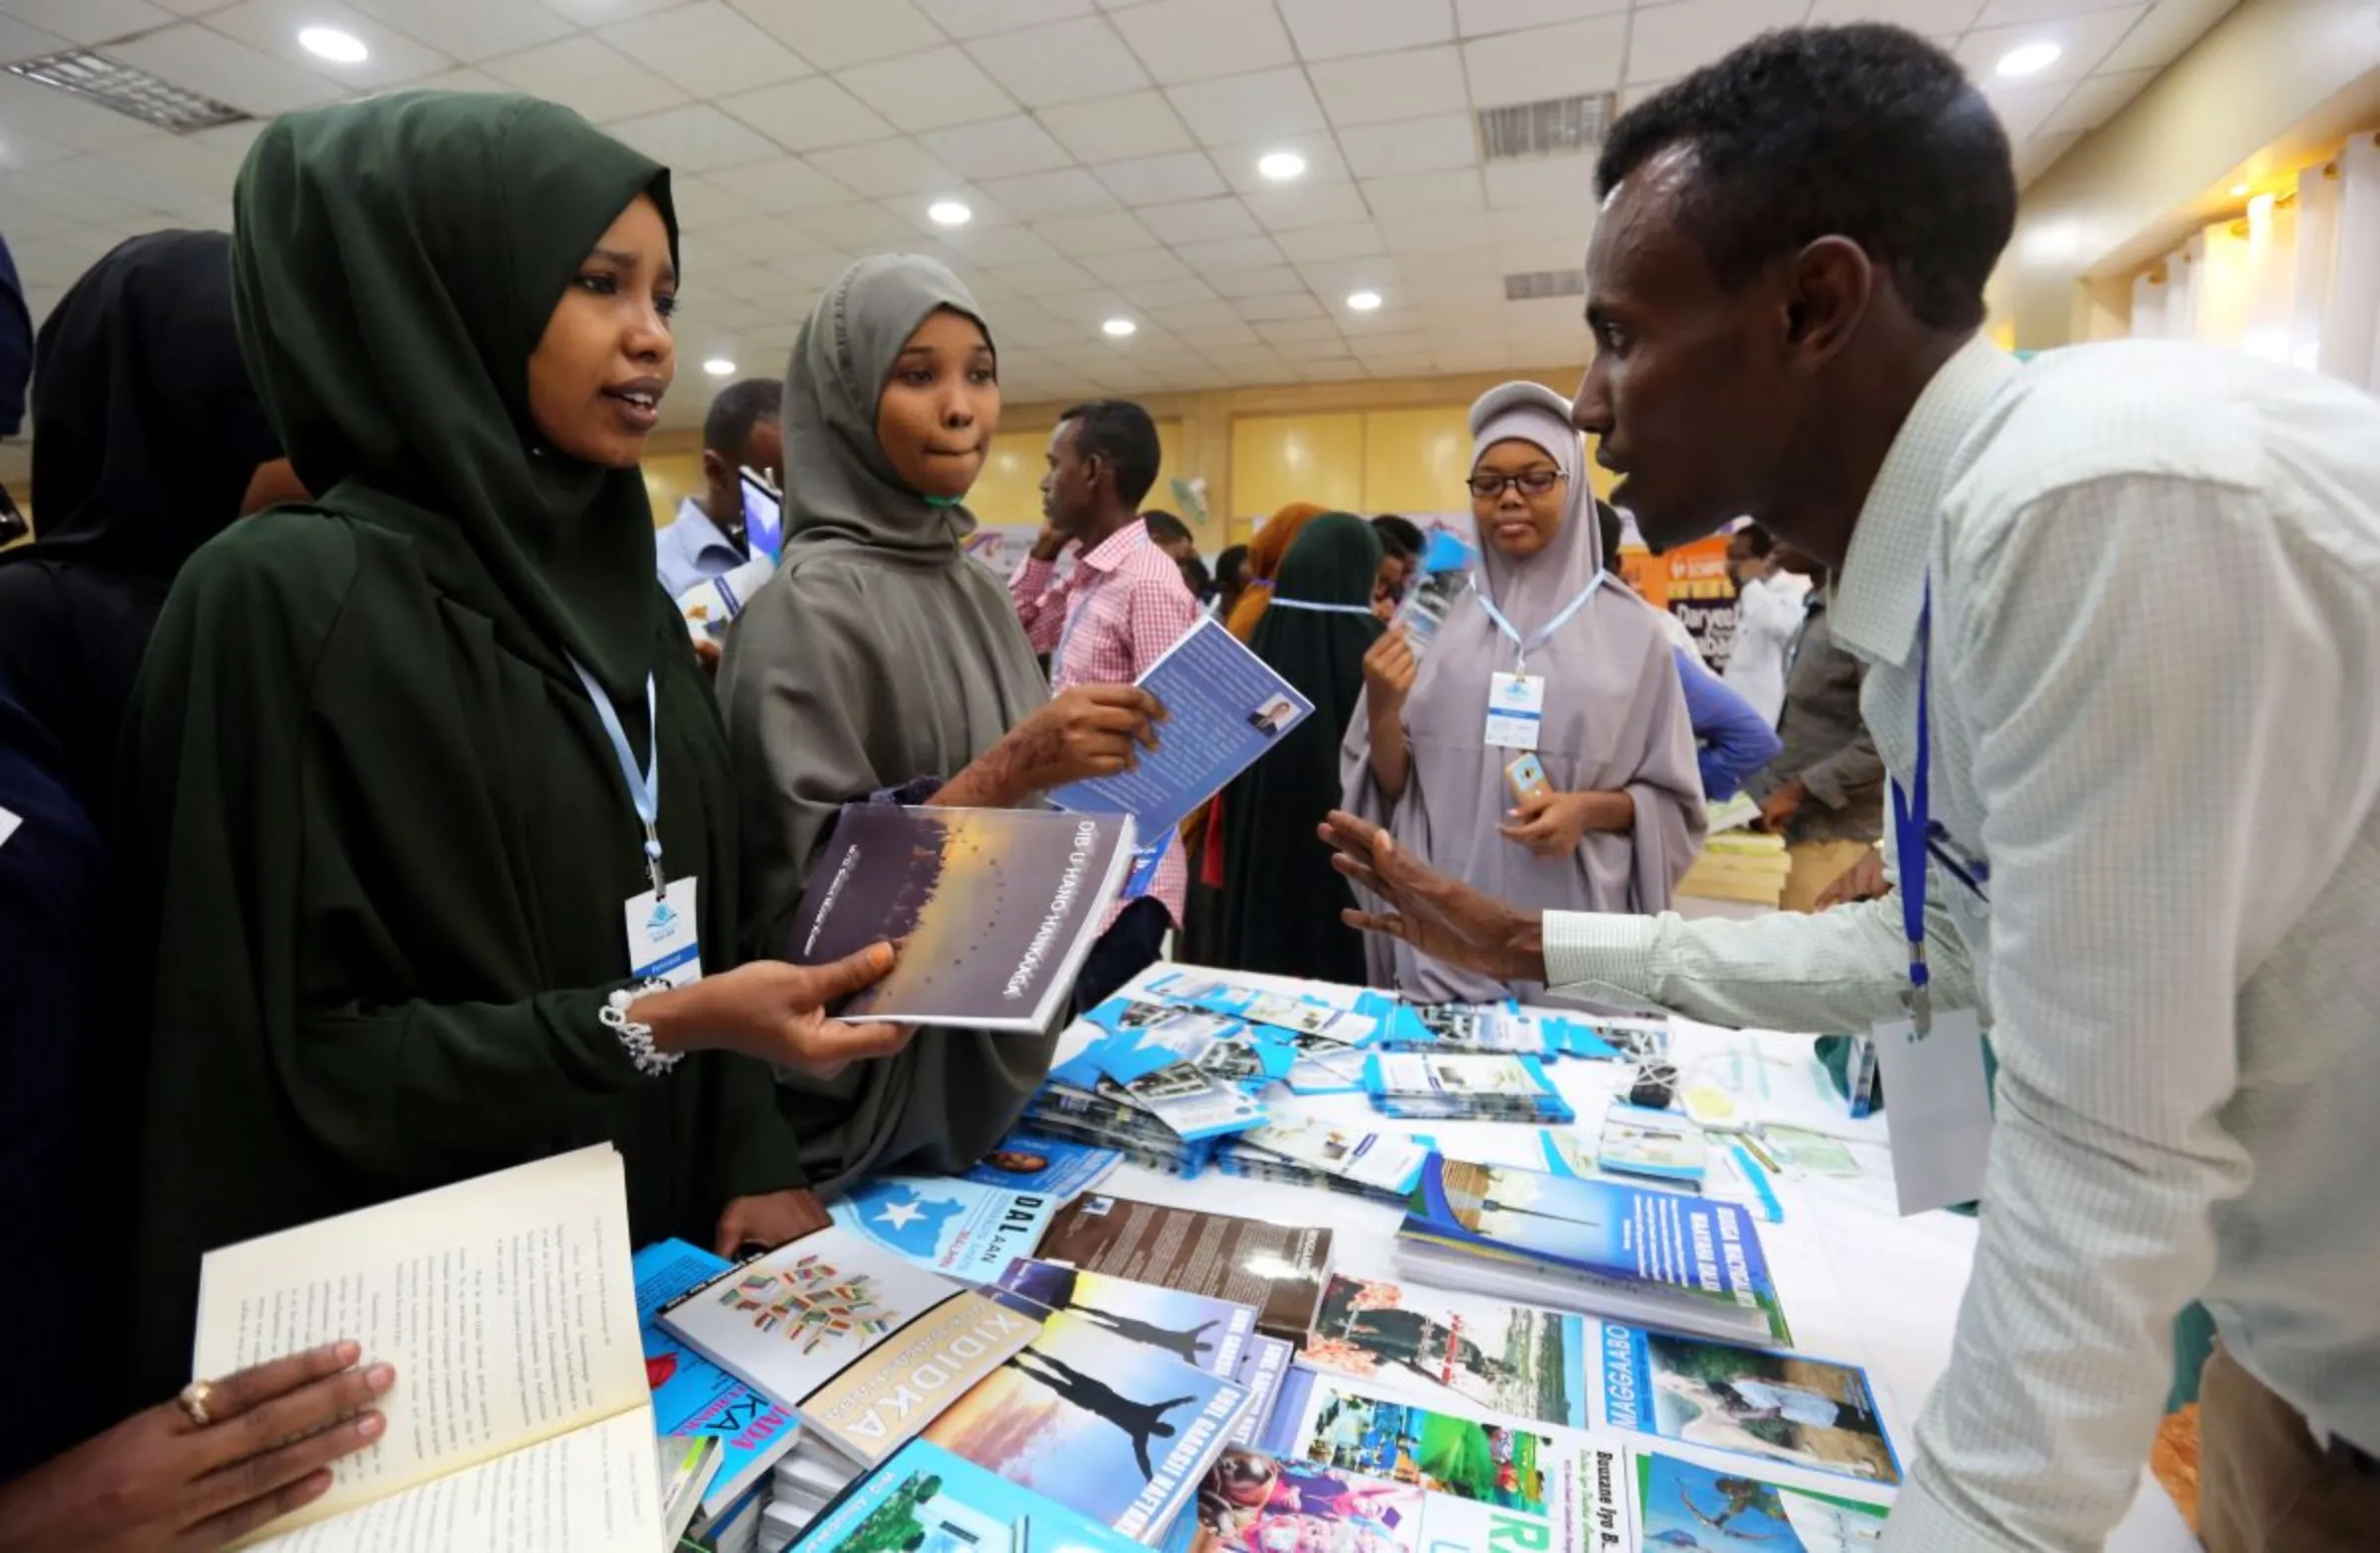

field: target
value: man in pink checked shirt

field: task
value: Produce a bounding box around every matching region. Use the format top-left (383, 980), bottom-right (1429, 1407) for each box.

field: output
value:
top-left (1010, 399), bottom-right (1203, 1014)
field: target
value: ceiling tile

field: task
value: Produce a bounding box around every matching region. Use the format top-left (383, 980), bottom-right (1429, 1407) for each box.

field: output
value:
top-left (919, 114), bottom-right (1074, 179)
top-left (809, 138), bottom-right (963, 197)
top-left (1338, 114), bottom-right (1478, 178)
top-left (2039, 66), bottom-right (2155, 134)
top-left (106, 23), bottom-right (346, 114)
top-left (665, 175), bottom-right (752, 226)
top-left (1035, 210), bottom-right (1161, 255)
top-left (704, 155), bottom-right (858, 213)
top-left (982, 166), bottom-right (1119, 217)
top-left (722, 76), bottom-right (899, 152)
top-left (1626, 0), bottom-right (1810, 85)
top-left (1, 0), bottom-right (174, 46)
top-left (884, 188), bottom-right (1017, 234)
top-left (1275, 220), bottom-right (1385, 262)
top-left (398, 66), bottom-right (507, 92)
top-left (28, 153), bottom-right (219, 221)
top-left (770, 250), bottom-right (862, 287)
top-left (965, 15), bottom-right (1150, 107)
top-left (347, 0), bottom-right (573, 61)
top-left (1081, 246), bottom-right (1191, 284)
top-left (1954, 7), bottom-right (2147, 85)
top-left (109, 122), bottom-right (247, 190)
top-left (696, 215), bottom-right (827, 263)
top-left (1165, 66), bottom-right (1328, 147)
top-left (1483, 152), bottom-right (1597, 208)
top-left (983, 257), bottom-right (1101, 296)
top-left (480, 37), bottom-right (690, 123)
top-left (202, 0), bottom-right (456, 88)
top-left (1977, 78), bottom-right (2074, 139)
top-left (1460, 14), bottom-right (1626, 105)
top-left (1236, 291), bottom-right (1325, 321)
top-left (0, 127), bottom-right (75, 170)
top-left (1207, 265), bottom-right (1308, 298)
top-left (1171, 234), bottom-right (1288, 271)
top-left (1121, 276), bottom-right (1219, 307)
top-left (2012, 128), bottom-right (2082, 183)
top-left (938, 223), bottom-right (1063, 265)
top-left (1453, 0), bottom-right (1627, 36)
top-left (730, 0), bottom-right (946, 69)
top-left (1309, 45), bottom-right (1469, 128)
top-left (789, 202), bottom-right (924, 247)
top-left (1036, 89), bottom-right (1195, 161)
top-left (1109, 0), bottom-right (1295, 85)
top-left (1091, 149), bottom-right (1226, 204)
top-left (1210, 132), bottom-right (1353, 193)
top-left (1361, 168), bottom-right (1486, 215)
top-left (542, 0), bottom-right (692, 21)
top-left (1241, 180), bottom-right (1372, 230)
top-left (1806, 0), bottom-right (1983, 31)
top-left (2097, 0), bottom-right (2232, 73)
top-left (839, 46), bottom-right (1015, 132)
top-left (1278, 0), bottom-right (1455, 61)
top-left (1137, 196), bottom-right (1261, 243)
top-left (609, 104), bottom-right (785, 172)
top-left (1973, 0), bottom-right (2148, 27)
top-left (0, 168), bottom-right (148, 230)
top-left (1377, 212), bottom-right (1485, 251)
top-left (918, 0), bottom-right (1096, 36)
top-left (597, 3), bottom-right (812, 96)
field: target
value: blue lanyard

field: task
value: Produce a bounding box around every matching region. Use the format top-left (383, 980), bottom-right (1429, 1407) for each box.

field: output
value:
top-left (1476, 573), bottom-right (1604, 672)
top-left (568, 657), bottom-right (665, 895)
top-left (1886, 586), bottom-right (1935, 1036)
top-left (1266, 598), bottom-right (1378, 616)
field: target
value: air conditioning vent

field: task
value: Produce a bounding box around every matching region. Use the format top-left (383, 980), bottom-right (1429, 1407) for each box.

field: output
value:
top-left (1504, 270), bottom-right (1586, 301)
top-left (6, 50), bottom-right (250, 133)
top-left (1477, 92), bottom-right (1614, 163)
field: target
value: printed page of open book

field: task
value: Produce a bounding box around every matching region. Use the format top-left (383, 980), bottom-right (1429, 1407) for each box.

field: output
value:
top-left (192, 1145), bottom-right (651, 1538)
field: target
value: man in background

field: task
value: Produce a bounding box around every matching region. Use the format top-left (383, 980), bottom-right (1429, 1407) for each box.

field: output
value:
top-left (1370, 514), bottom-right (1423, 619)
top-left (1142, 509), bottom-right (1198, 562)
top-left (1721, 521), bottom-right (1809, 726)
top-left (1212, 542), bottom-right (1250, 621)
top-left (654, 376), bottom-right (781, 600)
top-left (1012, 400), bottom-right (1201, 1010)
top-left (1744, 555), bottom-right (1883, 910)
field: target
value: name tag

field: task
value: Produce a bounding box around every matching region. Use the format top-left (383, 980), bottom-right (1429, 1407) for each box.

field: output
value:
top-left (623, 876), bottom-right (703, 987)
top-left (1485, 671), bottom-right (1544, 751)
top-left (1120, 844), bottom-right (1166, 901)
top-left (1871, 1007), bottom-right (1993, 1215)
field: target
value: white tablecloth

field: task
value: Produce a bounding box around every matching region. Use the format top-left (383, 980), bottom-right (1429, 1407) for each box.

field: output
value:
top-left (1065, 962), bottom-right (2199, 1551)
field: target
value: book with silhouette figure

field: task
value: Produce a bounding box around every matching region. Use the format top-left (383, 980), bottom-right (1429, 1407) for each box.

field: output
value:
top-left (658, 1227), bottom-right (1039, 1468)
top-left (922, 1308), bottom-right (1251, 1543)
top-left (990, 1257), bottom-right (1260, 1386)
top-left (787, 804), bottom-right (1136, 1032)
top-left (1035, 1193), bottom-right (1333, 1344)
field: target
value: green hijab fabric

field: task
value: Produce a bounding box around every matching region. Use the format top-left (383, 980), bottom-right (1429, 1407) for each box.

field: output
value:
top-left (119, 93), bottom-right (801, 1407)
top-left (231, 90), bottom-right (673, 702)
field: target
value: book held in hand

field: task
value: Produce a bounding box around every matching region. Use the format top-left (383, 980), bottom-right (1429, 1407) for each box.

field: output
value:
top-left (658, 1227), bottom-right (1038, 1467)
top-left (189, 1145), bottom-right (662, 1552)
top-left (787, 804), bottom-right (1135, 1031)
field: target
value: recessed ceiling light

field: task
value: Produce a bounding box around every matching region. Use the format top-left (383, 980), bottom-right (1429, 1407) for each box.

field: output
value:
top-left (1995, 41), bottom-right (2060, 78)
top-left (703, 357), bottom-right (737, 377)
top-left (1257, 150), bottom-right (1306, 182)
top-left (1102, 317), bottom-right (1136, 338)
top-left (1346, 290), bottom-right (1382, 312)
top-left (2229, 181), bottom-right (2251, 197)
top-left (927, 198), bottom-right (972, 226)
top-left (298, 27), bottom-right (369, 64)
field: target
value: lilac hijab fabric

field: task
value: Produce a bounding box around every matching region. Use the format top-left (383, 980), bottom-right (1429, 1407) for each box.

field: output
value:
top-left (1339, 382), bottom-right (1706, 1002)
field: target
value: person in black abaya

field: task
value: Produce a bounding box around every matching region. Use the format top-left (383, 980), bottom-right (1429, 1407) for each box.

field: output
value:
top-left (1219, 513), bottom-right (1383, 980)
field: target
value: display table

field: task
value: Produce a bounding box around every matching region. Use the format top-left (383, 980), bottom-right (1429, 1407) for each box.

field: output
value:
top-left (1061, 962), bottom-right (2201, 1551)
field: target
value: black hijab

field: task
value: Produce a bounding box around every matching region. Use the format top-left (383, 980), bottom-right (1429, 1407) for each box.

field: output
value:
top-left (1219, 513), bottom-right (1383, 981)
top-left (0, 231), bottom-right (279, 815)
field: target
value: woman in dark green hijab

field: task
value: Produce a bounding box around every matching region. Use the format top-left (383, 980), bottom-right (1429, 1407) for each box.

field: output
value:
top-left (118, 93), bottom-right (903, 1406)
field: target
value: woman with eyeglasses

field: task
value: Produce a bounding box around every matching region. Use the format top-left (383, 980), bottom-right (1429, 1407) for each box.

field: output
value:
top-left (1340, 383), bottom-right (1705, 1002)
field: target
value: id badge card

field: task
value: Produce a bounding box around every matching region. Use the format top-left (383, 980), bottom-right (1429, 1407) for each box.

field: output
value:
top-left (1120, 844), bottom-right (1165, 901)
top-left (1871, 1007), bottom-right (1992, 1214)
top-left (1485, 671), bottom-right (1544, 750)
top-left (624, 876), bottom-right (703, 988)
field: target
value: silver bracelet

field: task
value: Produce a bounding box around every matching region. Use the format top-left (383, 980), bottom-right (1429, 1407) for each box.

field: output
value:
top-left (603, 981), bottom-right (682, 1076)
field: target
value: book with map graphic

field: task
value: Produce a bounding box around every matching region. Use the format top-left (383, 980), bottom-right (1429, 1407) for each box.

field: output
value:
top-left (787, 805), bottom-right (1136, 1031)
top-left (659, 1228), bottom-right (1038, 1467)
top-left (787, 1438), bottom-right (1143, 1553)
top-left (829, 1175), bottom-right (1061, 1282)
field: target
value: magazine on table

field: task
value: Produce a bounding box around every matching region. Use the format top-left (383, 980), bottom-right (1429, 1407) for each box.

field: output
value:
top-left (1217, 1119), bottom-right (1432, 1201)
top-left (635, 1239), bottom-right (804, 1519)
top-left (828, 1174), bottom-right (1063, 1282)
top-left (1363, 1050), bottom-right (1576, 1123)
top-left (1596, 1102), bottom-right (1711, 1187)
top-left (1035, 1192), bottom-right (1333, 1344)
top-left (785, 1438), bottom-right (1147, 1553)
top-left (960, 1129), bottom-right (1126, 1200)
top-left (990, 1256), bottom-right (1262, 1383)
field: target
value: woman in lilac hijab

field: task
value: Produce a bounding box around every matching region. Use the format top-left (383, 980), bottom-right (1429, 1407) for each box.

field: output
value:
top-left (1340, 382), bottom-right (1704, 1002)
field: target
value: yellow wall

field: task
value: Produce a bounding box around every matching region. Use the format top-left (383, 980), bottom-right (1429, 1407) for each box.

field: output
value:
top-left (968, 418), bottom-right (1186, 532)
top-left (1233, 413), bottom-right (1367, 521)
top-left (643, 450), bottom-right (704, 527)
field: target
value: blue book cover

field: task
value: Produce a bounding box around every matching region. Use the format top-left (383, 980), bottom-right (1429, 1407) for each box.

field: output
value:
top-left (829, 1175), bottom-right (1060, 1282)
top-left (1636, 1451), bottom-right (1889, 1551)
top-left (634, 1240), bottom-right (802, 1518)
top-left (1596, 1322), bottom-right (1902, 1487)
top-left (1050, 615), bottom-right (1315, 837)
top-left (961, 1130), bottom-right (1122, 1201)
top-left (1400, 1154), bottom-right (1786, 1343)
top-left (789, 1438), bottom-right (1144, 1553)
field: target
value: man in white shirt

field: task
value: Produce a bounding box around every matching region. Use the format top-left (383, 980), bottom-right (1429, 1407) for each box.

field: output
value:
top-left (1721, 522), bottom-right (1809, 725)
top-left (654, 376), bottom-right (781, 601)
top-left (1321, 24), bottom-right (2380, 1553)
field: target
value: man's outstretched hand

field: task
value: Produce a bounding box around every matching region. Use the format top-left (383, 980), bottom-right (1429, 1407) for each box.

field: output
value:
top-left (1320, 810), bottom-right (1546, 983)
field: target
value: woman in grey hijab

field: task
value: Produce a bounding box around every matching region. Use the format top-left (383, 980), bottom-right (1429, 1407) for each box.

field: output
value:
top-left (720, 254), bottom-right (1156, 1194)
top-left (1340, 382), bottom-right (1704, 1003)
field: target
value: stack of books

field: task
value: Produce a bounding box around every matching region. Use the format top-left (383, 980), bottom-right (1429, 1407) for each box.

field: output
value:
top-left (1362, 1050), bottom-right (1577, 1124)
top-left (1215, 1117), bottom-right (1431, 1203)
top-left (1677, 827), bottom-right (1795, 905)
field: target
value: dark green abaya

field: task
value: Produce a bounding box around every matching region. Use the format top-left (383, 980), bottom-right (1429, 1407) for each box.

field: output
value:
top-left (119, 93), bottom-right (803, 1403)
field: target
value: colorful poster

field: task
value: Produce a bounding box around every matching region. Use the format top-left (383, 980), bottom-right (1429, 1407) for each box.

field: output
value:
top-left (1598, 1324), bottom-right (1900, 1487)
top-left (992, 1257), bottom-right (1260, 1383)
top-left (788, 1439), bottom-right (1140, 1553)
top-left (1633, 1452), bottom-right (1887, 1552)
top-left (1302, 1274), bottom-right (1589, 1429)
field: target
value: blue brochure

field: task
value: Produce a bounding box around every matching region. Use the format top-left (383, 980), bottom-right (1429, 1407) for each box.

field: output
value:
top-left (960, 1130), bottom-right (1121, 1201)
top-left (790, 1438), bottom-right (1143, 1553)
top-left (1051, 615), bottom-right (1314, 837)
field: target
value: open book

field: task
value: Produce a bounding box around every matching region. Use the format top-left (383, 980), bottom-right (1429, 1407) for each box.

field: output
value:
top-left (191, 1145), bottom-right (660, 1552)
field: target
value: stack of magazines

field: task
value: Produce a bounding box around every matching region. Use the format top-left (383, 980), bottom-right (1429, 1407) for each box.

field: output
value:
top-left (1362, 1050), bottom-right (1577, 1124)
top-left (1020, 1075), bottom-right (1226, 1176)
top-left (1216, 1118), bottom-right (1431, 1203)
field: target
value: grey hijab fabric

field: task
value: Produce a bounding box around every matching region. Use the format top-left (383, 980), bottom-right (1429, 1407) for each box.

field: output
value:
top-left (718, 254), bottom-right (1053, 1193)
top-left (1340, 382), bottom-right (1706, 1002)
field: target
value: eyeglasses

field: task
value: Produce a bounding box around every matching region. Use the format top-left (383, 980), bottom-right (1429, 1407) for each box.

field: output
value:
top-left (1467, 469), bottom-right (1564, 499)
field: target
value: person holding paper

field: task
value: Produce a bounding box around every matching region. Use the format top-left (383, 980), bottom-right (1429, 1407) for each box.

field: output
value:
top-left (1322, 25), bottom-right (2380, 1551)
top-left (1340, 382), bottom-right (1704, 1004)
top-left (721, 256), bottom-right (1162, 1196)
top-left (1011, 399), bottom-right (1203, 1009)
top-left (115, 94), bottom-right (905, 1411)
top-left (1218, 514), bottom-right (1383, 984)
